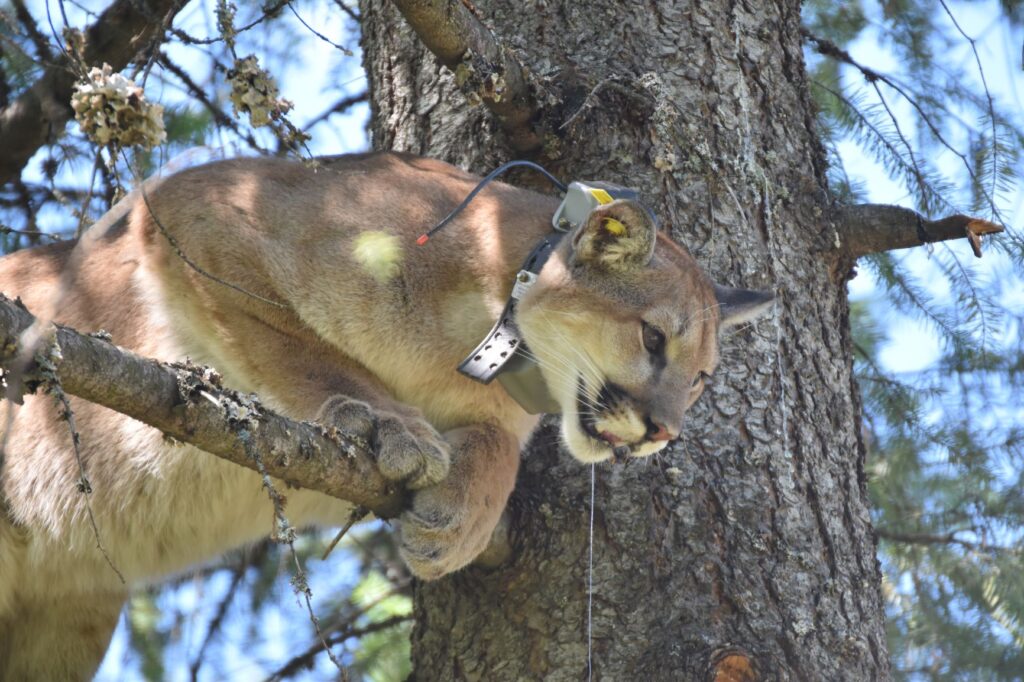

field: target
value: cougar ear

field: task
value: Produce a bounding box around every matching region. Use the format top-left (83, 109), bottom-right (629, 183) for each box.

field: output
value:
top-left (715, 284), bottom-right (774, 328)
top-left (570, 200), bottom-right (657, 270)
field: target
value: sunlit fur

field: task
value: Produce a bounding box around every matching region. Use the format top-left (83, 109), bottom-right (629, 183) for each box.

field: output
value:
top-left (0, 153), bottom-right (768, 678)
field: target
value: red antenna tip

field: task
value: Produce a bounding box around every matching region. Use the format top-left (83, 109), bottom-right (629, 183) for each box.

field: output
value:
top-left (416, 234), bottom-right (429, 246)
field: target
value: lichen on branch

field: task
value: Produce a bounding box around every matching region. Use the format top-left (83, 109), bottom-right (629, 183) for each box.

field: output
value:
top-left (71, 64), bottom-right (167, 150)
top-left (389, 0), bottom-right (543, 154)
top-left (0, 295), bottom-right (406, 518)
top-left (227, 55), bottom-right (296, 129)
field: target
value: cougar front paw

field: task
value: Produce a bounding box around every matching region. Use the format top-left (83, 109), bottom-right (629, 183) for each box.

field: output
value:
top-left (317, 397), bottom-right (449, 489)
top-left (397, 486), bottom-right (491, 581)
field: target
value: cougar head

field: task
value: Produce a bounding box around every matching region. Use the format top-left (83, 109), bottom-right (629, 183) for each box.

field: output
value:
top-left (516, 200), bottom-right (772, 463)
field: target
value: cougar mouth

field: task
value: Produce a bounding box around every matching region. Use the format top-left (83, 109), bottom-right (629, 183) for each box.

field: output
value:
top-left (575, 377), bottom-right (634, 461)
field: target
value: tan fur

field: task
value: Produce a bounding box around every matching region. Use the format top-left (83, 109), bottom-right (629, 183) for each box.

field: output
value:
top-left (0, 153), bottom-right (757, 678)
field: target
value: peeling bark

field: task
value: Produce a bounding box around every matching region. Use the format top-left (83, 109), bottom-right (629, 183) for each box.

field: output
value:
top-left (365, 0), bottom-right (891, 679)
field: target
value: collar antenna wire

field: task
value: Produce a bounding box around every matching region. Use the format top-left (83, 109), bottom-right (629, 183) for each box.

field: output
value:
top-left (415, 160), bottom-right (567, 245)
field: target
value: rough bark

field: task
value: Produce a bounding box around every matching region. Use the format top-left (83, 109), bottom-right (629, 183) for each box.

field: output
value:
top-left (0, 0), bottom-right (187, 186)
top-left (363, 0), bottom-right (890, 679)
top-left (0, 295), bottom-right (406, 517)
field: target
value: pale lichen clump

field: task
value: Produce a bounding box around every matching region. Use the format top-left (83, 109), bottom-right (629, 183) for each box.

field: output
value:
top-left (227, 55), bottom-right (292, 128)
top-left (454, 52), bottom-right (508, 107)
top-left (227, 55), bottom-right (310, 148)
top-left (71, 64), bottom-right (167, 149)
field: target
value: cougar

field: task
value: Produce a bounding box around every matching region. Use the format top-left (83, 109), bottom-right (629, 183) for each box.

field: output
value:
top-left (0, 152), bottom-right (771, 678)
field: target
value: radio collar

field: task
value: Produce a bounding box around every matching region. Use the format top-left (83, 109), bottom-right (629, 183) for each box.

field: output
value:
top-left (456, 180), bottom-right (644, 414)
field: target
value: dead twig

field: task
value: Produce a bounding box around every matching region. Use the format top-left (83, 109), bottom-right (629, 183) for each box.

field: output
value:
top-left (321, 505), bottom-right (369, 560)
top-left (242, 432), bottom-right (348, 678)
top-left (32, 330), bottom-right (126, 584)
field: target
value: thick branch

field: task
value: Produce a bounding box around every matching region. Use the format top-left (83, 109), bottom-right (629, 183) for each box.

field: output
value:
top-left (836, 203), bottom-right (1003, 259)
top-left (0, 0), bottom-right (187, 186)
top-left (388, 0), bottom-right (542, 153)
top-left (0, 295), bottom-right (406, 518)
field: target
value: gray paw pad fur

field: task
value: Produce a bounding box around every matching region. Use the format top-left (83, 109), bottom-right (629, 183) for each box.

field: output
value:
top-left (318, 398), bottom-right (449, 489)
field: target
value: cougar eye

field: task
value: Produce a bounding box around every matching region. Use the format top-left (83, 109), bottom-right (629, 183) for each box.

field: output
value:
top-left (641, 322), bottom-right (665, 355)
top-left (692, 371), bottom-right (710, 387)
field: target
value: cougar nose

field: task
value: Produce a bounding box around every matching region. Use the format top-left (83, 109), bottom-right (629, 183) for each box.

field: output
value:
top-left (643, 416), bottom-right (675, 442)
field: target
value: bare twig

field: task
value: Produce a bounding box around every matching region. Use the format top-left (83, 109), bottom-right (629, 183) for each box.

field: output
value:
top-left (0, 223), bottom-right (62, 241)
top-left (287, 2), bottom-right (352, 55)
top-left (165, 0), bottom-right (289, 46)
top-left (560, 76), bottom-right (618, 131)
top-left (156, 52), bottom-right (266, 153)
top-left (73, 150), bottom-right (104, 238)
top-left (322, 505), bottom-right (369, 560)
top-left (244, 433), bottom-right (348, 677)
top-left (331, 0), bottom-right (360, 23)
top-left (303, 91), bottom-right (368, 131)
top-left (876, 527), bottom-right (1017, 553)
top-left (266, 614), bottom-right (412, 681)
top-left (30, 331), bottom-right (126, 584)
top-left (936, 0), bottom-right (998, 204)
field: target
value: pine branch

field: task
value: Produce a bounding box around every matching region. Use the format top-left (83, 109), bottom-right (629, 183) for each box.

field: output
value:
top-left (876, 527), bottom-right (1017, 553)
top-left (0, 294), bottom-right (407, 518)
top-left (803, 29), bottom-right (1009, 227)
top-left (388, 0), bottom-right (542, 154)
top-left (0, 0), bottom-right (188, 186)
top-left (835, 203), bottom-right (1002, 259)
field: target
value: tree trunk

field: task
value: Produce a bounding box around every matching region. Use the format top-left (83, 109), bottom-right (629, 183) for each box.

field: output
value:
top-left (360, 0), bottom-right (890, 679)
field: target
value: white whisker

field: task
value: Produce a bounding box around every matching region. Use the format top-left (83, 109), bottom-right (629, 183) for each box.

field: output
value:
top-left (517, 326), bottom-right (611, 411)
top-left (536, 311), bottom-right (607, 390)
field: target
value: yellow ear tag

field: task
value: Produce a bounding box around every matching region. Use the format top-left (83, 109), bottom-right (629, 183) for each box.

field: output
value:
top-left (590, 188), bottom-right (614, 205)
top-left (602, 217), bottom-right (627, 236)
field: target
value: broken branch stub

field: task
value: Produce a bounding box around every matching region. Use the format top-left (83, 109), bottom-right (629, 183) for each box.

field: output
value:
top-left (835, 203), bottom-right (1003, 259)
